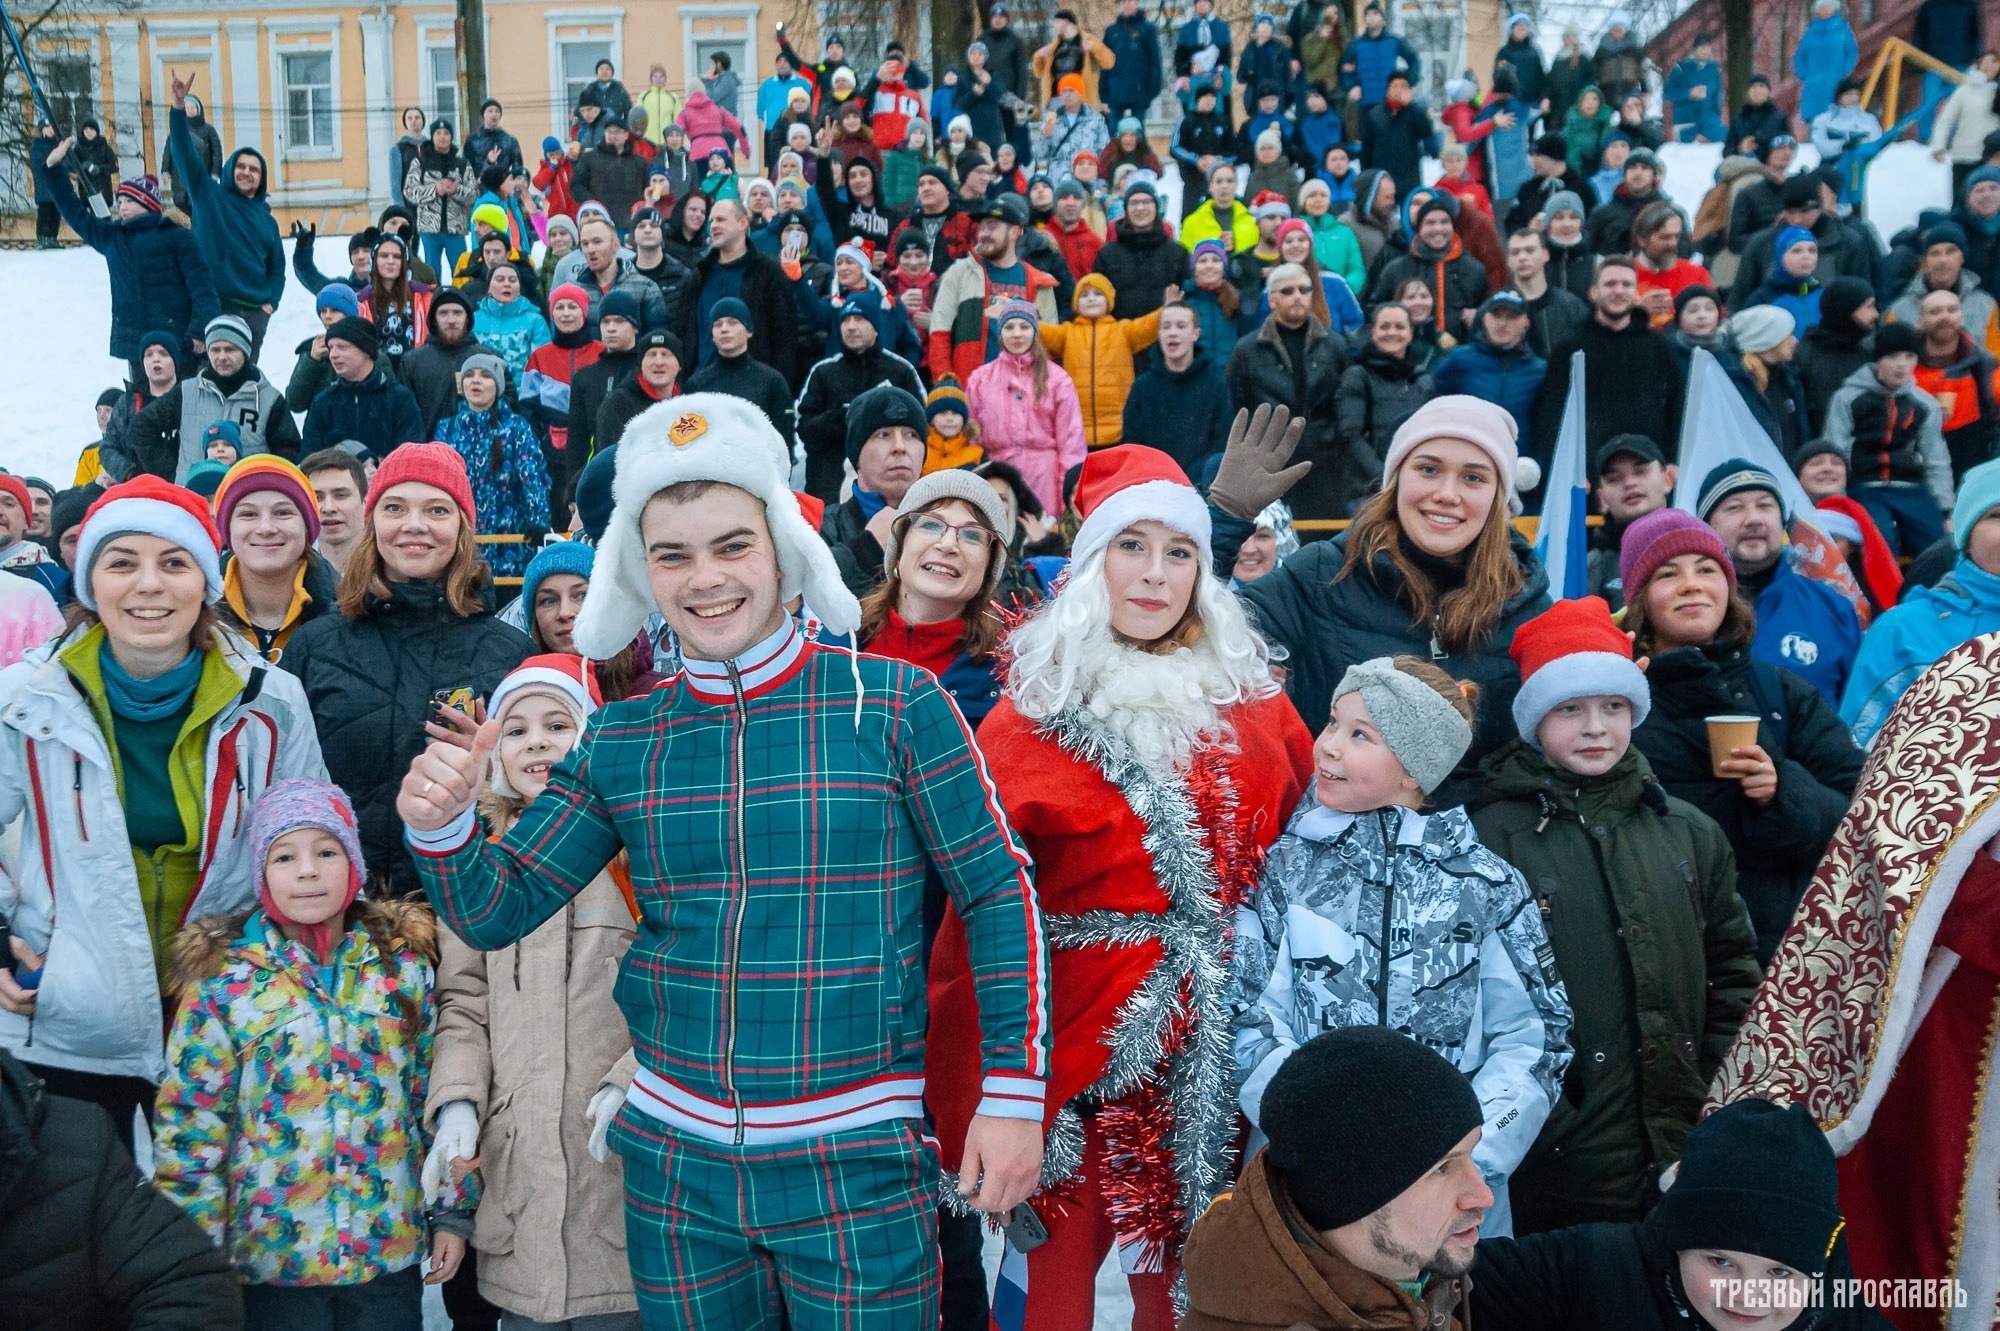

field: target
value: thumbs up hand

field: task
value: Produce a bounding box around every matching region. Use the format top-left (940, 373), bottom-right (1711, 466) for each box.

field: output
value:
top-left (398, 713), bottom-right (501, 832)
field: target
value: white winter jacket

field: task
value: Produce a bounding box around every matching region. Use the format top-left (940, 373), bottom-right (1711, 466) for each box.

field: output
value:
top-left (0, 631), bottom-right (326, 1081)
top-left (1931, 71), bottom-right (2000, 166)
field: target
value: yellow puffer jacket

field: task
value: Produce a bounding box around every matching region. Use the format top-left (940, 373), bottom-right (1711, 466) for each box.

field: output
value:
top-left (1037, 273), bottom-right (1164, 448)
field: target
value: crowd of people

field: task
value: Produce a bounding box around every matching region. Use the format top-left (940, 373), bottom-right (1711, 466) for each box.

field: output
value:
top-left (6, 4), bottom-right (2000, 1331)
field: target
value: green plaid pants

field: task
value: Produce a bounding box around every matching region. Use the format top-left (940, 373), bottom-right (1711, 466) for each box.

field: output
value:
top-left (611, 1111), bottom-right (942, 1330)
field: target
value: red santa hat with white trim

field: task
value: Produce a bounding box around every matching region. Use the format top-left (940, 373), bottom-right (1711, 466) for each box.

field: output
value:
top-left (73, 475), bottom-right (224, 611)
top-left (487, 653), bottom-right (603, 797)
top-left (1068, 445), bottom-right (1212, 570)
top-left (1508, 596), bottom-right (1651, 748)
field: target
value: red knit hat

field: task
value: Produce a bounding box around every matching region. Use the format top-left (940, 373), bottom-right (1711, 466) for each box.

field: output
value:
top-left (1070, 445), bottom-right (1211, 570)
top-left (0, 474), bottom-right (30, 524)
top-left (1508, 596), bottom-right (1651, 748)
top-left (366, 442), bottom-right (477, 529)
top-left (75, 475), bottom-right (225, 610)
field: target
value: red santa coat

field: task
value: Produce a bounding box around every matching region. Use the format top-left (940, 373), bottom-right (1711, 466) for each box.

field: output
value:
top-left (1709, 631), bottom-right (2000, 1330)
top-left (928, 690), bottom-right (1312, 1240)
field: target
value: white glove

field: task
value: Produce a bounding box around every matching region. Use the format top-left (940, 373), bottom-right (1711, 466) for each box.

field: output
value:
top-left (585, 1085), bottom-right (625, 1164)
top-left (422, 1100), bottom-right (481, 1205)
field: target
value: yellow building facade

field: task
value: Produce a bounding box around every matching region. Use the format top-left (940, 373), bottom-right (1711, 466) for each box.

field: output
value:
top-left (20, 0), bottom-right (780, 231)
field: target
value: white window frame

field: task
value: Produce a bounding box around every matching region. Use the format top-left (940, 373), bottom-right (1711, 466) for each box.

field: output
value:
top-left (547, 8), bottom-right (625, 139)
top-left (266, 19), bottom-right (342, 165)
top-left (148, 23), bottom-right (219, 173)
top-left (415, 16), bottom-right (458, 129)
top-left (680, 4), bottom-right (760, 146)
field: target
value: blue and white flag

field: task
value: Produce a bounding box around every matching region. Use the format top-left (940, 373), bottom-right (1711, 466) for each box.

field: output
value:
top-left (1535, 350), bottom-right (1590, 599)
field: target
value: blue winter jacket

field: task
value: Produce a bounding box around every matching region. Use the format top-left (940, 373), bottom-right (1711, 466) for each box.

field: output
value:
top-left (1664, 57), bottom-right (1725, 135)
top-left (1342, 33), bottom-right (1420, 107)
top-left (1184, 284), bottom-right (1259, 362)
top-left (301, 368), bottom-right (425, 461)
top-left (32, 155), bottom-right (220, 360)
top-left (169, 108), bottom-right (285, 310)
top-left (1237, 36), bottom-right (1295, 103)
top-left (1101, 14), bottom-right (1164, 111)
top-left (1752, 557), bottom-right (1862, 707)
top-left (1433, 341), bottom-right (1547, 439)
top-left (1746, 273), bottom-right (1824, 334)
top-left (1299, 111), bottom-right (1346, 170)
top-left (1841, 557), bottom-right (2000, 744)
top-left (1476, 94), bottom-right (1535, 204)
top-left (1792, 16), bottom-right (1860, 121)
top-left (472, 295), bottom-right (553, 380)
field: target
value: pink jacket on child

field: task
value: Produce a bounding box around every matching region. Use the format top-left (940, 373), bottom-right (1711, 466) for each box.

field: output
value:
top-left (964, 350), bottom-right (1087, 516)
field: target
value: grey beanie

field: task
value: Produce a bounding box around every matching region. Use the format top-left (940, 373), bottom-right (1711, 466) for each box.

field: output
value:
top-left (459, 351), bottom-right (508, 391)
top-left (1330, 657), bottom-right (1473, 796)
top-left (204, 313), bottom-right (254, 355)
top-left (882, 468), bottom-right (1011, 575)
top-left (1545, 190), bottom-right (1586, 220)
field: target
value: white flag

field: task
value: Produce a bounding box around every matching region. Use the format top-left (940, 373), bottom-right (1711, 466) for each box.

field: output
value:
top-left (1672, 347), bottom-right (1824, 534)
top-left (1536, 350), bottom-right (1590, 599)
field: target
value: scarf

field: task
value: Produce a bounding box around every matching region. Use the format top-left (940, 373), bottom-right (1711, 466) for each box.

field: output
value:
top-left (100, 640), bottom-right (203, 723)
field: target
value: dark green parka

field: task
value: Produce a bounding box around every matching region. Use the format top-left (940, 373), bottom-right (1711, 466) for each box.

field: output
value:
top-left (1470, 740), bottom-right (1761, 1235)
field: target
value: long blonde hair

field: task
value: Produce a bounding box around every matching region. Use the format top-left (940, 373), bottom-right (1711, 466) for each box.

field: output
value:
top-left (336, 511), bottom-right (489, 619)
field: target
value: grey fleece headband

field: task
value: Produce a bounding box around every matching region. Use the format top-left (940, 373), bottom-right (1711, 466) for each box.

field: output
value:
top-left (1331, 658), bottom-right (1473, 796)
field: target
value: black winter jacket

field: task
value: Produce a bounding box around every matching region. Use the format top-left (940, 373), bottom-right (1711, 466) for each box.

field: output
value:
top-left (1361, 100), bottom-right (1434, 199)
top-left (594, 377), bottom-right (677, 458)
top-left (1122, 349), bottom-right (1234, 477)
top-left (821, 496), bottom-right (888, 598)
top-left (687, 350), bottom-right (799, 449)
top-left (1504, 169), bottom-right (1597, 237)
top-left (301, 366), bottom-right (426, 460)
top-left (1729, 212), bottom-right (1877, 309)
top-left (1368, 243), bottom-right (1490, 336)
top-left (1474, 1215), bottom-right (1894, 1331)
top-left (1584, 185), bottom-right (1684, 258)
top-left (399, 309), bottom-right (493, 439)
top-left (1212, 517), bottom-right (1552, 787)
top-left (1530, 317), bottom-right (1684, 491)
top-left (1092, 223), bottom-right (1191, 320)
top-left (565, 347), bottom-right (640, 486)
top-left (674, 247), bottom-right (800, 387)
top-left (1630, 642), bottom-right (1865, 965)
top-left (1226, 316), bottom-right (1351, 519)
top-left (281, 579), bottom-right (531, 895)
top-left (33, 157), bottom-right (222, 362)
top-left (1335, 344), bottom-right (1438, 485)
top-left (0, 1051), bottom-right (243, 1330)
top-left (1795, 320), bottom-right (1872, 435)
top-left (794, 345), bottom-right (926, 502)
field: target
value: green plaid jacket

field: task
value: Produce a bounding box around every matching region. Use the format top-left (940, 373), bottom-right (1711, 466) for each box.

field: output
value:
top-left (415, 627), bottom-right (1050, 1141)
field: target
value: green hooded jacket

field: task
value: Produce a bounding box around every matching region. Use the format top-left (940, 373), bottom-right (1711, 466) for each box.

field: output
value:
top-left (1470, 739), bottom-right (1760, 1233)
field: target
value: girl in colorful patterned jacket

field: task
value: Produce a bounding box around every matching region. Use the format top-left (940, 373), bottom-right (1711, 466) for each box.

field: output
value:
top-left (1228, 654), bottom-right (1575, 1239)
top-left (153, 777), bottom-right (472, 1330)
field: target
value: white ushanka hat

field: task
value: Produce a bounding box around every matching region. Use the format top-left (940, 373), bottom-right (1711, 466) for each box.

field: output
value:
top-left (570, 392), bottom-right (862, 660)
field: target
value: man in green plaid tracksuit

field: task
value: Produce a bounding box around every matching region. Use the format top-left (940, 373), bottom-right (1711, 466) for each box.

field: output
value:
top-left (401, 391), bottom-right (1051, 1330)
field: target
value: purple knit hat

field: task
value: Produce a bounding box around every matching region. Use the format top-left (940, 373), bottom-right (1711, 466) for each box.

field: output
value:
top-left (248, 779), bottom-right (368, 960)
top-left (1189, 239), bottom-right (1228, 273)
top-left (1619, 508), bottom-right (1735, 601)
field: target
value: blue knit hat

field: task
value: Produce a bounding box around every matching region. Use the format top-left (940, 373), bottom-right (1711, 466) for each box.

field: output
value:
top-left (542, 135), bottom-right (563, 154)
top-left (315, 284), bottom-right (361, 318)
top-left (520, 539), bottom-right (596, 624)
top-left (1953, 459), bottom-right (2000, 553)
top-left (139, 329), bottom-right (180, 362)
top-left (1775, 226), bottom-right (1817, 261)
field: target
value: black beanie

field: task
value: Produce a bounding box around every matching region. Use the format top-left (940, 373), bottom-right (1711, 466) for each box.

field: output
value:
top-left (49, 483), bottom-right (105, 565)
top-left (1673, 283), bottom-right (1721, 317)
top-left (1818, 275), bottom-right (1875, 339)
top-left (1645, 1100), bottom-right (1843, 1276)
top-left (844, 383), bottom-right (927, 465)
top-left (575, 444), bottom-right (618, 543)
top-left (324, 315), bottom-right (381, 360)
top-left (1261, 1028), bottom-right (1484, 1232)
top-left (1873, 321), bottom-right (1924, 359)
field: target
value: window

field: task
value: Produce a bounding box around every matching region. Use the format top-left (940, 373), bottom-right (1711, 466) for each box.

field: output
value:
top-left (283, 50), bottom-right (334, 150)
top-left (429, 45), bottom-right (459, 126)
top-left (43, 54), bottom-right (94, 138)
top-left (560, 40), bottom-right (613, 113)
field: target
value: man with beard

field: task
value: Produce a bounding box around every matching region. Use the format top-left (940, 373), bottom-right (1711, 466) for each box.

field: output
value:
top-left (1368, 197), bottom-right (1489, 335)
top-left (1914, 287), bottom-right (2000, 481)
top-left (1701, 460), bottom-right (1862, 705)
top-left (1530, 257), bottom-right (1684, 498)
top-left (397, 287), bottom-right (491, 437)
top-left (673, 199), bottom-right (799, 383)
top-left (928, 196), bottom-right (1058, 382)
top-left (1182, 1028), bottom-right (1486, 1331)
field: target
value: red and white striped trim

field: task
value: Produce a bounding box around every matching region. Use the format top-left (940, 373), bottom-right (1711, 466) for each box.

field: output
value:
top-left (626, 1066), bottom-right (926, 1145)
top-left (974, 1072), bottom-right (1048, 1123)
top-left (679, 616), bottom-right (806, 703)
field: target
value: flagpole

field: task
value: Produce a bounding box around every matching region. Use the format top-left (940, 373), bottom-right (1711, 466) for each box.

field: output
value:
top-left (0, 2), bottom-right (57, 129)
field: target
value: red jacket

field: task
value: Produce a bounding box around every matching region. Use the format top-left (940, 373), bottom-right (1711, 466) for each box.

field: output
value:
top-left (533, 155), bottom-right (577, 220)
top-left (927, 692), bottom-right (1313, 1177)
top-left (1046, 216), bottom-right (1105, 285)
top-left (1441, 102), bottom-right (1497, 185)
top-left (868, 80), bottom-right (925, 151)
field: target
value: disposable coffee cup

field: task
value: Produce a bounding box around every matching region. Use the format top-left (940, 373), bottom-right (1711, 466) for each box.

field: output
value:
top-left (1705, 715), bottom-right (1760, 778)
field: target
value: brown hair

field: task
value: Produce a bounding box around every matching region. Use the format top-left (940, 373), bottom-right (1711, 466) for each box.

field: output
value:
top-left (1194, 252), bottom-right (1239, 319)
top-left (1389, 653), bottom-right (1480, 725)
top-left (336, 511), bottom-right (489, 619)
top-left (1335, 474), bottom-right (1525, 654)
top-left (857, 499), bottom-right (1007, 662)
top-left (299, 448), bottom-right (369, 492)
top-left (1622, 577), bottom-right (1759, 654)
top-left (366, 235), bottom-right (414, 325)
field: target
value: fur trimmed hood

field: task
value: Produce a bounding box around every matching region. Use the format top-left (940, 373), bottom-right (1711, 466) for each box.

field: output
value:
top-left (170, 898), bottom-right (440, 995)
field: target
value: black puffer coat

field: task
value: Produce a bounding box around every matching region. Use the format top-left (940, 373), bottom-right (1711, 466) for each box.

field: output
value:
top-left (1092, 221), bottom-right (1193, 320)
top-left (281, 579), bottom-right (531, 896)
top-left (1629, 642), bottom-right (1865, 966)
top-left (0, 1051), bottom-right (243, 1330)
top-left (1225, 316), bottom-right (1350, 519)
top-left (1213, 517), bottom-right (1552, 789)
top-left (1334, 343), bottom-right (1437, 489)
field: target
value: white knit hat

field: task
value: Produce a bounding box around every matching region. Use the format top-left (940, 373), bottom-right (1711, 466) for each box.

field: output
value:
top-left (570, 393), bottom-right (862, 659)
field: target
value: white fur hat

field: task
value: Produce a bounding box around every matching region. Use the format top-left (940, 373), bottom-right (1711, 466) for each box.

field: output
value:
top-left (570, 393), bottom-right (861, 660)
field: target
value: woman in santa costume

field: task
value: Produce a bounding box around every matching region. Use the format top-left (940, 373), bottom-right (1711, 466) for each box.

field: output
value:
top-left (927, 444), bottom-right (1315, 1331)
top-left (1709, 629), bottom-right (2000, 1331)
